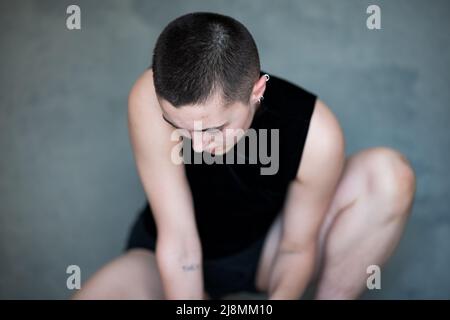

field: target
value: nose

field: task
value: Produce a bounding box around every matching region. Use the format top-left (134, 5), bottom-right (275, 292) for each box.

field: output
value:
top-left (191, 132), bottom-right (211, 153)
top-left (192, 135), bottom-right (204, 152)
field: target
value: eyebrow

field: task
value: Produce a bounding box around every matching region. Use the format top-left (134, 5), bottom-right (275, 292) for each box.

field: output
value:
top-left (162, 115), bottom-right (226, 132)
top-left (162, 115), bottom-right (182, 129)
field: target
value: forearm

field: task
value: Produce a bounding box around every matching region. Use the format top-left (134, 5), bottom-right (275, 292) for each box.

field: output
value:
top-left (268, 244), bottom-right (316, 299)
top-left (156, 238), bottom-right (204, 299)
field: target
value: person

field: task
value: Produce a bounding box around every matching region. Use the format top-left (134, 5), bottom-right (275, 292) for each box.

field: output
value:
top-left (73, 12), bottom-right (416, 300)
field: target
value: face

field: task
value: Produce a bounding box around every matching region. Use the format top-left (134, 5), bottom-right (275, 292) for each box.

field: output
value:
top-left (158, 75), bottom-right (267, 155)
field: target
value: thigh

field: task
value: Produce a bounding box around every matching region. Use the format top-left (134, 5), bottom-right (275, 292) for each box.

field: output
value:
top-left (73, 249), bottom-right (164, 300)
top-left (254, 148), bottom-right (375, 292)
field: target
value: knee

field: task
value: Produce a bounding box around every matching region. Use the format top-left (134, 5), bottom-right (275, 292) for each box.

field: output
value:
top-left (365, 147), bottom-right (416, 218)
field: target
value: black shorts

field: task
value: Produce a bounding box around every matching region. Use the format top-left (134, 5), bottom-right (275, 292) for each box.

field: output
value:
top-left (125, 205), bottom-right (267, 299)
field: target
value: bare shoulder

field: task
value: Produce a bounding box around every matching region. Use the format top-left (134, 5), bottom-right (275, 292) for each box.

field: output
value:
top-left (127, 68), bottom-right (171, 141)
top-left (128, 68), bottom-right (159, 117)
top-left (127, 68), bottom-right (176, 163)
top-left (296, 99), bottom-right (346, 184)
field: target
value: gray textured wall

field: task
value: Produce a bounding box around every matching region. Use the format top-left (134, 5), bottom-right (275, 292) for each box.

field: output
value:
top-left (0, 0), bottom-right (449, 299)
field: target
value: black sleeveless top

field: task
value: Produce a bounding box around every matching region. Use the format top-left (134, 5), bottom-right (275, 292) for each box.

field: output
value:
top-left (144, 71), bottom-right (317, 259)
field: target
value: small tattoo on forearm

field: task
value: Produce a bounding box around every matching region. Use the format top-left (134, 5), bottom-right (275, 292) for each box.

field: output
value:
top-left (279, 249), bottom-right (301, 255)
top-left (182, 264), bottom-right (200, 272)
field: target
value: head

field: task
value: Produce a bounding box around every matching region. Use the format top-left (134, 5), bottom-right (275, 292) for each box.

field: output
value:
top-left (152, 12), bottom-right (268, 154)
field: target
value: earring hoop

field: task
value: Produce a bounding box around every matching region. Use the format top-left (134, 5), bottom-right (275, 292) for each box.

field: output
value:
top-left (263, 74), bottom-right (270, 82)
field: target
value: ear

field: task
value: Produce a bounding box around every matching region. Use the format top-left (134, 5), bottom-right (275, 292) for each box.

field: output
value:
top-left (250, 74), bottom-right (269, 104)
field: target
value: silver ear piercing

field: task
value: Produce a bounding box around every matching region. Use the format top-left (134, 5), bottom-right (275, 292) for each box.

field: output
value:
top-left (257, 74), bottom-right (269, 103)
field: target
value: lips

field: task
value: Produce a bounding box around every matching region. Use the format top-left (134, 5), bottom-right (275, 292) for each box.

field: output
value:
top-left (204, 144), bottom-right (216, 154)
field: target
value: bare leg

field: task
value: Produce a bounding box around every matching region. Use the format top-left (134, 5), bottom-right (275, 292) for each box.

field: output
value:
top-left (73, 248), bottom-right (211, 300)
top-left (255, 147), bottom-right (416, 299)
top-left (72, 249), bottom-right (165, 299)
top-left (314, 147), bottom-right (416, 299)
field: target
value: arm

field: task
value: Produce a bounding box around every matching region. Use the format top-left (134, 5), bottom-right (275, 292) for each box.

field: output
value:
top-left (268, 99), bottom-right (346, 299)
top-left (128, 69), bottom-right (204, 299)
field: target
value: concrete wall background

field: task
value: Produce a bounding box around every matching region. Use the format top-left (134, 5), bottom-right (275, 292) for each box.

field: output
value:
top-left (0, 0), bottom-right (449, 299)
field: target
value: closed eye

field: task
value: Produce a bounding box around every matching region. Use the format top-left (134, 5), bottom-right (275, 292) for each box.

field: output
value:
top-left (204, 126), bottom-right (225, 133)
